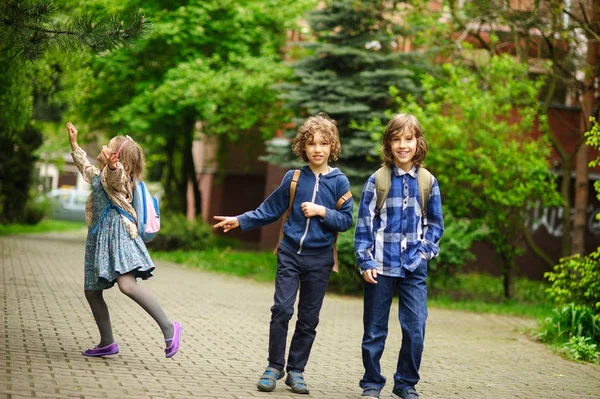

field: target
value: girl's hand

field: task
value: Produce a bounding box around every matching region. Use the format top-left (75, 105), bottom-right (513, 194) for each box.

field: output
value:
top-left (106, 150), bottom-right (118, 170)
top-left (213, 216), bottom-right (240, 233)
top-left (301, 202), bottom-right (326, 218)
top-left (66, 122), bottom-right (78, 148)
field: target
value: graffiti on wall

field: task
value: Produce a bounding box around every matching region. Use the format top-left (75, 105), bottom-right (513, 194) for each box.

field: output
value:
top-left (529, 202), bottom-right (600, 237)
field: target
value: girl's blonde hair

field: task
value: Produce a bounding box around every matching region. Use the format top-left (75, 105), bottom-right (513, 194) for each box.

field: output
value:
top-left (381, 114), bottom-right (428, 168)
top-left (108, 135), bottom-right (145, 180)
top-left (292, 113), bottom-right (341, 162)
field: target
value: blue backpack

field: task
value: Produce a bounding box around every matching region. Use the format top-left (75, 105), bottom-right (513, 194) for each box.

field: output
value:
top-left (129, 181), bottom-right (160, 243)
top-left (99, 180), bottom-right (160, 243)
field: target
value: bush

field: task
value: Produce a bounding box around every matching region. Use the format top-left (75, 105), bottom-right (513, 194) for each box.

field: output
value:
top-left (147, 213), bottom-right (215, 251)
top-left (429, 214), bottom-right (487, 287)
top-left (535, 303), bottom-right (600, 362)
top-left (331, 210), bottom-right (485, 294)
top-left (545, 250), bottom-right (600, 314)
top-left (329, 227), bottom-right (363, 295)
top-left (22, 192), bottom-right (52, 225)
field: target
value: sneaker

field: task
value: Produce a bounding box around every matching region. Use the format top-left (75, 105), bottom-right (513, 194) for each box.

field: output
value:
top-left (392, 387), bottom-right (420, 399)
top-left (361, 387), bottom-right (381, 398)
top-left (257, 367), bottom-right (284, 392)
top-left (285, 370), bottom-right (310, 394)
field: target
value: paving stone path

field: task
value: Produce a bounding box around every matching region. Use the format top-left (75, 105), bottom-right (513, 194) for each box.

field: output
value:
top-left (1, 232), bottom-right (599, 398)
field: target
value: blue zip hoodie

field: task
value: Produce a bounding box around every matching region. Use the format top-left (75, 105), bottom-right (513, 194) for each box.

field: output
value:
top-left (237, 165), bottom-right (354, 255)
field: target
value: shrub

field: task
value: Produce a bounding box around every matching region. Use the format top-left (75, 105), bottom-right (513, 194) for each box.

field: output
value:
top-left (545, 250), bottom-right (600, 314)
top-left (329, 226), bottom-right (363, 295)
top-left (535, 303), bottom-right (600, 362)
top-left (536, 303), bottom-right (600, 344)
top-left (564, 336), bottom-right (599, 363)
top-left (331, 211), bottom-right (484, 294)
top-left (428, 214), bottom-right (487, 287)
top-left (22, 192), bottom-right (52, 225)
top-left (147, 213), bottom-right (215, 251)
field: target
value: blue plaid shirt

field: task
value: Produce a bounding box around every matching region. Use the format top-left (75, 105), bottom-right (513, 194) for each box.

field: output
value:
top-left (354, 165), bottom-right (444, 278)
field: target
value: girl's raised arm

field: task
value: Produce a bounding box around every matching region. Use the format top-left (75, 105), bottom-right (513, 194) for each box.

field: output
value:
top-left (68, 122), bottom-right (99, 184)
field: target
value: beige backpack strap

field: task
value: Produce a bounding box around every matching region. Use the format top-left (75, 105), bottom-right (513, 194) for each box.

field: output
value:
top-left (332, 190), bottom-right (352, 273)
top-left (417, 167), bottom-right (432, 222)
top-left (273, 170), bottom-right (301, 255)
top-left (374, 166), bottom-right (391, 214)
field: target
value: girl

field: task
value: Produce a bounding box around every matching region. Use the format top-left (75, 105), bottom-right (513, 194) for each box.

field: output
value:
top-left (67, 122), bottom-right (182, 359)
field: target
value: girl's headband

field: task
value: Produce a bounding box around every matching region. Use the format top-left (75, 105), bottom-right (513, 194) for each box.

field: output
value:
top-left (116, 135), bottom-right (134, 157)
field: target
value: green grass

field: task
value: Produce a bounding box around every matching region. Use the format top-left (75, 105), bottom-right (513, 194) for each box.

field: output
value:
top-left (0, 220), bottom-right (86, 236)
top-left (152, 248), bottom-right (554, 320)
top-left (152, 248), bottom-right (277, 282)
top-left (428, 273), bottom-right (552, 319)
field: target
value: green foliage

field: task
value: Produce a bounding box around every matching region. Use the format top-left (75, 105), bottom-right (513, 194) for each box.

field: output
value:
top-left (586, 118), bottom-right (600, 210)
top-left (22, 191), bottom-right (53, 224)
top-left (545, 251), bottom-right (600, 313)
top-left (76, 0), bottom-right (312, 215)
top-left (429, 214), bottom-right (488, 286)
top-left (563, 336), bottom-right (599, 363)
top-left (0, 0), bottom-right (150, 62)
top-left (535, 303), bottom-right (600, 363)
top-left (147, 213), bottom-right (215, 251)
top-left (366, 54), bottom-right (561, 297)
top-left (152, 248), bottom-right (277, 282)
top-left (329, 224), bottom-right (362, 295)
top-left (0, 219), bottom-right (85, 235)
top-left (265, 0), bottom-right (428, 190)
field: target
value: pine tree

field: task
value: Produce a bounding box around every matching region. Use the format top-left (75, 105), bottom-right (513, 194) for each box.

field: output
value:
top-left (265, 0), bottom-right (428, 191)
top-left (0, 0), bottom-right (149, 61)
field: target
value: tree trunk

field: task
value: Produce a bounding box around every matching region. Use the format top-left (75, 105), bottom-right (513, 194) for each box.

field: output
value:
top-left (502, 256), bottom-right (514, 299)
top-left (572, 0), bottom-right (598, 255)
top-left (560, 163), bottom-right (572, 256)
top-left (184, 135), bottom-right (202, 221)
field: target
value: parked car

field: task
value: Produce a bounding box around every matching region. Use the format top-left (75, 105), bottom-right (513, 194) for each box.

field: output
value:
top-left (46, 188), bottom-right (90, 222)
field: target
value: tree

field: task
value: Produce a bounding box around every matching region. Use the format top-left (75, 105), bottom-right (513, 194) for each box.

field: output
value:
top-left (407, 0), bottom-right (600, 257)
top-left (370, 55), bottom-right (561, 298)
top-left (0, 0), bottom-right (149, 61)
top-left (76, 0), bottom-right (313, 216)
top-left (0, 0), bottom-right (151, 223)
top-left (264, 0), bottom-right (429, 192)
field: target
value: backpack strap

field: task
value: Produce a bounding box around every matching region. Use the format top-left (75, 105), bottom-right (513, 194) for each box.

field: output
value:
top-left (417, 167), bottom-right (433, 223)
top-left (332, 190), bottom-right (352, 273)
top-left (374, 166), bottom-right (391, 214)
top-left (273, 170), bottom-right (301, 255)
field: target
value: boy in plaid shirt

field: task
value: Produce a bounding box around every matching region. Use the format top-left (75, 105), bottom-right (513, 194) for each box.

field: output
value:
top-left (355, 114), bottom-right (444, 399)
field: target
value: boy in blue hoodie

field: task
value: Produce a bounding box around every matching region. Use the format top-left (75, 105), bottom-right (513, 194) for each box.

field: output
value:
top-left (214, 113), bottom-right (353, 395)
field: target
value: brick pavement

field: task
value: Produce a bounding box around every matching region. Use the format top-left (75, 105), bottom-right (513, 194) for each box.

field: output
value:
top-left (0, 232), bottom-right (599, 399)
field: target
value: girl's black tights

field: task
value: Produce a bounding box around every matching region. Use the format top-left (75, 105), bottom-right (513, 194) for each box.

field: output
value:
top-left (85, 273), bottom-right (174, 346)
top-left (84, 290), bottom-right (114, 347)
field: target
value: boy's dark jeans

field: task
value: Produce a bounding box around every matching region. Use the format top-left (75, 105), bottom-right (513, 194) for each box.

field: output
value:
top-left (360, 260), bottom-right (428, 392)
top-left (268, 245), bottom-right (333, 373)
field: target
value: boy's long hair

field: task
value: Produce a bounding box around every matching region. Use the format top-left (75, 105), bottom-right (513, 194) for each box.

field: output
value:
top-left (108, 135), bottom-right (145, 181)
top-left (381, 114), bottom-right (428, 168)
top-left (292, 112), bottom-right (341, 162)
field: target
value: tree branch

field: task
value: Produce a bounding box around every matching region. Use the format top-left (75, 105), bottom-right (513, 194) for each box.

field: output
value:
top-left (522, 225), bottom-right (556, 269)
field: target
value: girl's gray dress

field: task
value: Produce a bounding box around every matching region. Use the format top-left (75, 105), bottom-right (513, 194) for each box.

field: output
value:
top-left (84, 175), bottom-right (154, 290)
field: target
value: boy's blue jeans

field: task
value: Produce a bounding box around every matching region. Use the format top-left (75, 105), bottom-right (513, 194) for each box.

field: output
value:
top-left (267, 245), bottom-right (333, 373)
top-left (360, 260), bottom-right (428, 392)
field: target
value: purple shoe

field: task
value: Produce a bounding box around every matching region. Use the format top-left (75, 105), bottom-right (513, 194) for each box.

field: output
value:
top-left (165, 321), bottom-right (182, 358)
top-left (82, 342), bottom-right (119, 357)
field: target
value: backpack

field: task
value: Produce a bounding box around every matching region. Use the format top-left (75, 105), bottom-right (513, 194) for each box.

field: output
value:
top-left (273, 170), bottom-right (352, 273)
top-left (374, 165), bottom-right (432, 223)
top-left (113, 181), bottom-right (161, 243)
top-left (131, 181), bottom-right (160, 242)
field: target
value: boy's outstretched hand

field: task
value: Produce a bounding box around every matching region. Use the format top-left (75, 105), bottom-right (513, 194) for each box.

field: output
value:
top-left (363, 268), bottom-right (378, 284)
top-left (213, 216), bottom-right (240, 233)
